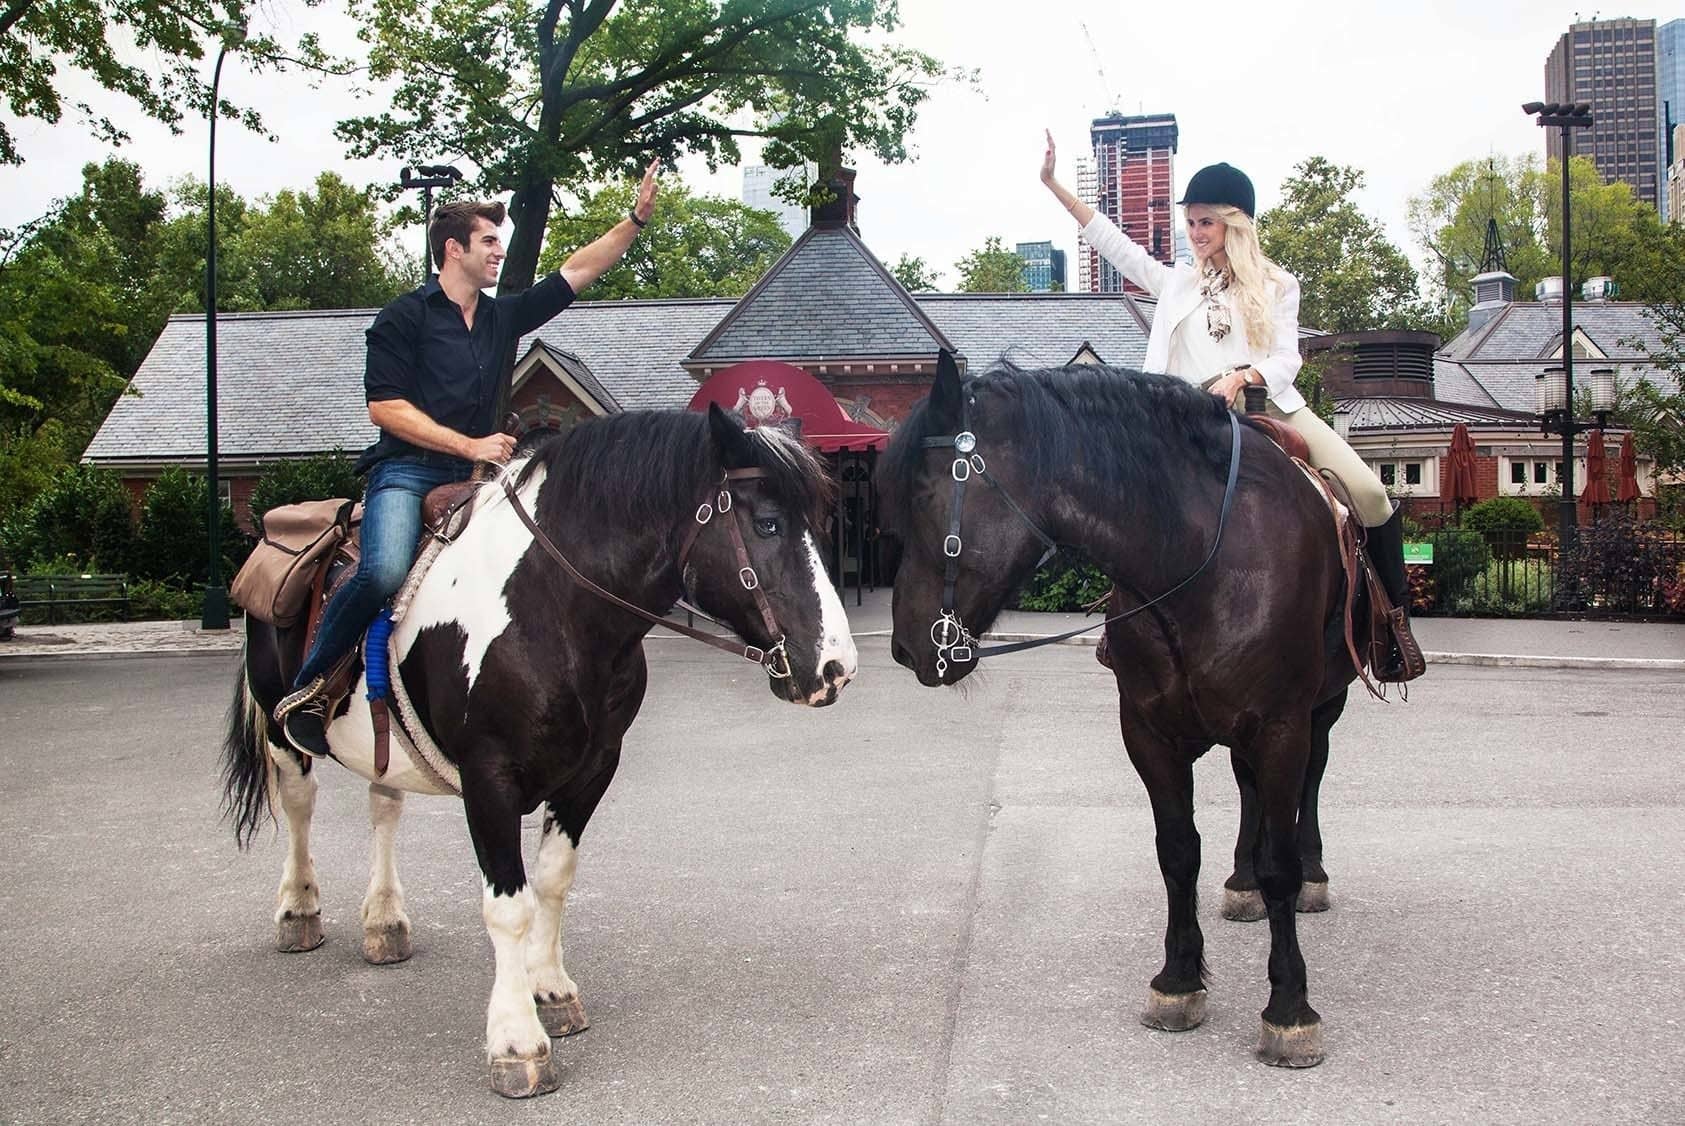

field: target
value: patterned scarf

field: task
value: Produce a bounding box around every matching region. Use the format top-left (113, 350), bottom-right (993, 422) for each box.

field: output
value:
top-left (1198, 262), bottom-right (1232, 342)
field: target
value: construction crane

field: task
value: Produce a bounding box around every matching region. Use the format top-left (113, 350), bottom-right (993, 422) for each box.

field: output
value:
top-left (1080, 22), bottom-right (1121, 116)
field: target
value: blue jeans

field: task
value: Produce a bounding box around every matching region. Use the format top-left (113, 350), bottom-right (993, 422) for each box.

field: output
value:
top-left (293, 456), bottom-right (469, 688)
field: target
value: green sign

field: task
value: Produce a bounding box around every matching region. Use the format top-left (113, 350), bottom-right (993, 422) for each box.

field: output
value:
top-left (1403, 542), bottom-right (1434, 565)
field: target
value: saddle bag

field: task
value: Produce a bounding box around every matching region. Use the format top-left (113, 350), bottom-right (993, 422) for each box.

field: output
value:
top-left (230, 498), bottom-right (357, 627)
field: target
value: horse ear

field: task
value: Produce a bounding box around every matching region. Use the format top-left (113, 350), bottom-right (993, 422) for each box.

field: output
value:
top-left (707, 402), bottom-right (756, 469)
top-left (929, 349), bottom-right (963, 430)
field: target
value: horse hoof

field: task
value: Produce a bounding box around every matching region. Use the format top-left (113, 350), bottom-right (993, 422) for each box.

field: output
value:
top-left (1257, 1019), bottom-right (1324, 1068)
top-left (1221, 888), bottom-right (1266, 922)
top-left (488, 1046), bottom-right (561, 1099)
top-left (1141, 988), bottom-right (1207, 1031)
top-left (537, 996), bottom-right (589, 1038)
top-left (276, 913), bottom-right (325, 953)
top-left (362, 923), bottom-right (412, 965)
top-left (1297, 881), bottom-right (1330, 913)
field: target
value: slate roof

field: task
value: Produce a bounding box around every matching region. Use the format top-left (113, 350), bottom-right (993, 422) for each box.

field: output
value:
top-left (687, 224), bottom-right (954, 362)
top-left (1440, 301), bottom-right (1667, 361)
top-left (85, 299), bottom-right (739, 462)
top-left (919, 293), bottom-right (1150, 370)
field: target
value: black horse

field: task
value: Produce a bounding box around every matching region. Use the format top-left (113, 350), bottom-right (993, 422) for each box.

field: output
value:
top-left (222, 406), bottom-right (856, 1098)
top-left (881, 353), bottom-right (1370, 1068)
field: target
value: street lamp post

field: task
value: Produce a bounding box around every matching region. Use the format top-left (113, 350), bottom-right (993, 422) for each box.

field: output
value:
top-left (1521, 100), bottom-right (1594, 556)
top-left (398, 164), bottom-right (463, 282)
top-left (202, 21), bottom-right (247, 631)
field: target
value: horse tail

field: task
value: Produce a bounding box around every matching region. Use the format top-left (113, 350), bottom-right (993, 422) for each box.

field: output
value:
top-left (220, 653), bottom-right (275, 849)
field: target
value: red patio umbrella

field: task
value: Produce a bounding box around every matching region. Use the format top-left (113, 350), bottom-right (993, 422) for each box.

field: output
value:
top-left (1617, 432), bottom-right (1641, 504)
top-left (1446, 423), bottom-right (1479, 509)
top-left (1579, 428), bottom-right (1611, 513)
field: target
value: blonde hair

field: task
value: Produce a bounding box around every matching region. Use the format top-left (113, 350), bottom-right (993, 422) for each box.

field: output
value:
top-left (1202, 205), bottom-right (1287, 353)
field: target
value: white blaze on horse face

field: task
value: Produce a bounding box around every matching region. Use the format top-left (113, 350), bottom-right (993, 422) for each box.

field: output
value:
top-left (395, 465), bottom-right (544, 691)
top-left (805, 532), bottom-right (857, 700)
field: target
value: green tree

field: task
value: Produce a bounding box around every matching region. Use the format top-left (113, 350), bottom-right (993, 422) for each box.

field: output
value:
top-left (249, 451), bottom-right (366, 533)
top-left (232, 174), bottom-right (412, 310)
top-left (0, 3), bottom-right (279, 166)
top-left (954, 237), bottom-right (1027, 294)
top-left (134, 466), bottom-right (247, 586)
top-left (1406, 155), bottom-right (1554, 335)
top-left (890, 253), bottom-right (940, 291)
top-left (539, 178), bottom-right (790, 299)
top-left (1257, 157), bottom-right (1425, 334)
top-left (1408, 154), bottom-right (1684, 337)
top-left (0, 463), bottom-right (135, 573)
top-left (334, 0), bottom-right (954, 295)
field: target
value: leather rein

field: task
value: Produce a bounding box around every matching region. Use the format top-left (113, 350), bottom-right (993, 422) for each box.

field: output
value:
top-left (500, 467), bottom-right (793, 679)
top-left (920, 400), bottom-right (1243, 678)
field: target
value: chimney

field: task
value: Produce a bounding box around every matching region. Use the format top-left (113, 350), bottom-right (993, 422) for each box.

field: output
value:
top-left (1467, 269), bottom-right (1517, 332)
top-left (1535, 276), bottom-right (1565, 303)
top-left (810, 166), bottom-right (859, 233)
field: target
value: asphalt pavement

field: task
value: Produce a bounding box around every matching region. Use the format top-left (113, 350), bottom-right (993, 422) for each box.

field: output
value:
top-left (0, 641), bottom-right (1680, 1125)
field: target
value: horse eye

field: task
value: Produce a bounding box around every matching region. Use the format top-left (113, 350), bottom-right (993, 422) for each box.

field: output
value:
top-left (754, 517), bottom-right (781, 538)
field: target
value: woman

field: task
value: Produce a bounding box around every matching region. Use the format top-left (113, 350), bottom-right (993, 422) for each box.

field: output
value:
top-left (1039, 131), bottom-right (1420, 682)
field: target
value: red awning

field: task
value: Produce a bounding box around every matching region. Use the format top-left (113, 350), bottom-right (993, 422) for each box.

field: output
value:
top-left (687, 360), bottom-right (890, 452)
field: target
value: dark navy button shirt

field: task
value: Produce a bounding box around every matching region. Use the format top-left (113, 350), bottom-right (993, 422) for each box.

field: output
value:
top-left (356, 272), bottom-right (577, 473)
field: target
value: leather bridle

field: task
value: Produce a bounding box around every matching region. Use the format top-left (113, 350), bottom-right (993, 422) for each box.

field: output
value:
top-left (501, 467), bottom-right (793, 679)
top-left (918, 397), bottom-right (1244, 678)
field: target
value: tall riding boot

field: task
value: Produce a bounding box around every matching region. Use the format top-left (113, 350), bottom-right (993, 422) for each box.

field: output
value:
top-left (1362, 504), bottom-right (1426, 683)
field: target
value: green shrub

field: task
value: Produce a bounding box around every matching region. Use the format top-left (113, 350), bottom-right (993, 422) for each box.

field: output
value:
top-left (133, 466), bottom-right (248, 587)
top-left (0, 463), bottom-right (135, 573)
top-left (127, 578), bottom-right (204, 621)
top-left (1428, 529), bottom-right (1492, 607)
top-left (1463, 497), bottom-right (1545, 560)
top-left (1014, 552), bottom-right (1111, 613)
top-left (1451, 559), bottom-right (1554, 615)
top-left (249, 450), bottom-right (363, 533)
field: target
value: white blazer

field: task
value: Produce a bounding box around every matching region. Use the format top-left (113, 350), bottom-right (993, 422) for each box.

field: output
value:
top-left (1082, 213), bottom-right (1307, 413)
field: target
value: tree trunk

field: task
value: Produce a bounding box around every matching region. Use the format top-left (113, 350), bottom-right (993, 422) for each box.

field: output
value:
top-left (499, 177), bottom-right (554, 296)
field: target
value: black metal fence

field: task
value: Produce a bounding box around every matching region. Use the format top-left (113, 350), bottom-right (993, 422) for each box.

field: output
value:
top-left (1409, 515), bottom-right (1685, 618)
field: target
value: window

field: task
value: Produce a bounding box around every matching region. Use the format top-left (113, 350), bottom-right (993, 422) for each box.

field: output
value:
top-left (1368, 458), bottom-right (1436, 496)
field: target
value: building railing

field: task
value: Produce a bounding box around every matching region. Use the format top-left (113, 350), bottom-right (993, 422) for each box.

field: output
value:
top-left (1407, 514), bottom-right (1685, 618)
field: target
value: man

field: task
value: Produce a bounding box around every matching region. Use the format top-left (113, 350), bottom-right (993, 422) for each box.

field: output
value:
top-left (274, 161), bottom-right (661, 756)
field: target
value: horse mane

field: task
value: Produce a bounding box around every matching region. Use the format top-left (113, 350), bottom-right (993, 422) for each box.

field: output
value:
top-left (514, 411), bottom-right (832, 536)
top-left (881, 362), bottom-right (1237, 532)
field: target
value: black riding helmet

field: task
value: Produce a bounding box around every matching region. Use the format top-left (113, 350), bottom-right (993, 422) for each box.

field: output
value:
top-left (1177, 163), bottom-right (1255, 218)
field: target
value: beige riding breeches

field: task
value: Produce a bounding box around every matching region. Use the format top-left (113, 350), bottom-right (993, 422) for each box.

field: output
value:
top-left (1278, 406), bottom-right (1394, 527)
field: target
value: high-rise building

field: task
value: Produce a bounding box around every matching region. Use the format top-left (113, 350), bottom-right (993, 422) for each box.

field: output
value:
top-left (1669, 124), bottom-right (1685, 225)
top-left (1660, 19), bottom-right (1685, 220)
top-left (1074, 156), bottom-right (1097, 293)
top-left (1083, 113), bottom-right (1178, 294)
top-left (1015, 241), bottom-right (1067, 292)
top-left (741, 163), bottom-right (816, 241)
top-left (1544, 18), bottom-right (1662, 210)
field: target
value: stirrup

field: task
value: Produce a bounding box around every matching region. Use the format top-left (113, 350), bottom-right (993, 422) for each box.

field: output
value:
top-left (273, 676), bottom-right (327, 725)
top-left (1377, 609), bottom-right (1426, 683)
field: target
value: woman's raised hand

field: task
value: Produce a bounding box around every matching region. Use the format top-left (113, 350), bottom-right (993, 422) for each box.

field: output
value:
top-left (1041, 129), bottom-right (1057, 184)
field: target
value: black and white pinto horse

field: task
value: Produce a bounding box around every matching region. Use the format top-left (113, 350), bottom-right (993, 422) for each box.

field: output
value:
top-left (222, 407), bottom-right (856, 1097)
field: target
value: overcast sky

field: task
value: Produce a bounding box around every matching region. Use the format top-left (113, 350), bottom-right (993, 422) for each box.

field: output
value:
top-left (3, 0), bottom-right (1680, 288)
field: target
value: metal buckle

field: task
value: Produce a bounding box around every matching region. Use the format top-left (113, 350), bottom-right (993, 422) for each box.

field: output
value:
top-left (743, 644), bottom-right (766, 664)
top-left (762, 638), bottom-right (792, 679)
top-left (739, 566), bottom-right (759, 590)
top-left (950, 645), bottom-right (974, 664)
top-left (954, 431), bottom-right (977, 454)
top-left (943, 534), bottom-right (962, 558)
top-left (952, 457), bottom-right (971, 482)
top-left (970, 453), bottom-right (986, 474)
top-left (717, 489), bottom-right (733, 513)
top-left (694, 502), bottom-right (713, 524)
